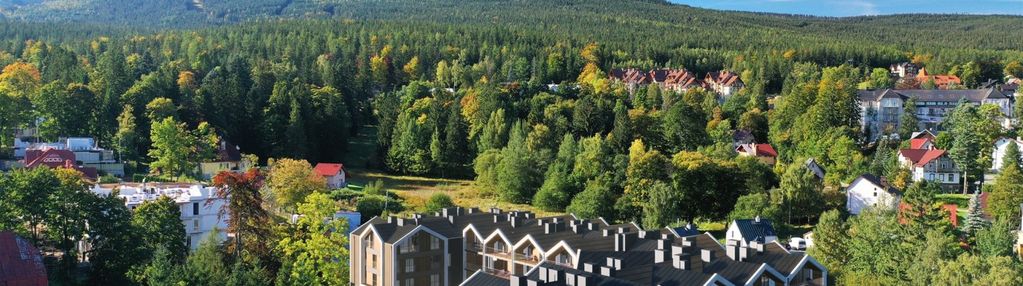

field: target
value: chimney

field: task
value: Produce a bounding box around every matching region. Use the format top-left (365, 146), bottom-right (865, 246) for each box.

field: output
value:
top-left (577, 275), bottom-right (588, 286)
top-left (387, 216), bottom-right (395, 224)
top-left (490, 207), bottom-right (501, 214)
top-left (602, 229), bottom-right (611, 237)
top-left (448, 216), bottom-right (455, 224)
top-left (396, 218), bottom-right (405, 226)
top-left (587, 222), bottom-right (595, 230)
top-left (681, 237), bottom-right (693, 247)
top-left (511, 217), bottom-right (522, 228)
top-left (754, 215), bottom-right (761, 223)
top-left (494, 214), bottom-right (506, 223)
top-left (600, 266), bottom-right (614, 277)
top-left (654, 249), bottom-right (667, 263)
top-left (583, 263), bottom-right (595, 273)
top-left (657, 239), bottom-right (669, 250)
top-left (754, 241), bottom-right (765, 253)
top-left (726, 240), bottom-right (740, 260)
top-left (605, 257), bottom-right (621, 270)
top-left (739, 245), bottom-right (750, 261)
top-left (565, 273), bottom-right (575, 286)
top-left (614, 233), bottom-right (637, 252)
top-left (674, 259), bottom-right (689, 270)
top-left (701, 249), bottom-right (714, 263)
top-left (510, 276), bottom-right (523, 286)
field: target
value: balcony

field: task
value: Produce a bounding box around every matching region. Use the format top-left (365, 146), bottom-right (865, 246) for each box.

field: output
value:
top-left (466, 242), bottom-right (483, 252)
top-left (484, 267), bottom-right (511, 279)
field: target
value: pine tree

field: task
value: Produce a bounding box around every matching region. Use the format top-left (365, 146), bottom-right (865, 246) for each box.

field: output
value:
top-left (114, 105), bottom-right (138, 163)
top-left (534, 134), bottom-right (579, 211)
top-left (478, 109), bottom-right (508, 151)
top-left (989, 141), bottom-right (1023, 222)
top-left (609, 100), bottom-right (632, 153)
top-left (897, 97), bottom-right (919, 139)
top-left (961, 192), bottom-right (990, 235)
top-left (496, 121), bottom-right (538, 203)
top-left (285, 97), bottom-right (308, 159)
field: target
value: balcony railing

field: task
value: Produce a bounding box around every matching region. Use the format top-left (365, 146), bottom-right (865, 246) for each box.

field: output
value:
top-left (484, 267), bottom-right (511, 278)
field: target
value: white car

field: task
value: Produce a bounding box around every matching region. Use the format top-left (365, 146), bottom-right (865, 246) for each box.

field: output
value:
top-left (788, 237), bottom-right (807, 250)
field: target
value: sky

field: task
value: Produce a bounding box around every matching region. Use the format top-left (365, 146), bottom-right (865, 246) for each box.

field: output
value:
top-left (669, 0), bottom-right (1023, 17)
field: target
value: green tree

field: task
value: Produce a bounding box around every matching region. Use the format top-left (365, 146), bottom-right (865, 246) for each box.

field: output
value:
top-left (46, 168), bottom-right (93, 279)
top-left (149, 117), bottom-right (197, 178)
top-left (662, 100), bottom-right (707, 152)
top-left (86, 192), bottom-right (143, 285)
top-left (132, 196), bottom-right (188, 263)
top-left (776, 164), bottom-right (824, 224)
top-left (179, 234), bottom-right (229, 286)
top-left (138, 246), bottom-right (183, 286)
top-left (1005, 61), bottom-right (1023, 79)
top-left (961, 192), bottom-right (989, 235)
top-left (265, 158), bottom-right (328, 213)
top-left (496, 121), bottom-right (540, 203)
top-left (424, 193), bottom-right (455, 213)
top-left (114, 105), bottom-right (139, 163)
top-left (609, 100), bottom-right (632, 153)
top-left (975, 218), bottom-right (1016, 257)
top-left (533, 134), bottom-right (579, 211)
top-left (477, 109), bottom-right (508, 151)
top-left (275, 193), bottom-right (350, 286)
top-left (990, 142), bottom-right (1023, 224)
top-left (898, 97), bottom-right (919, 139)
top-left (807, 210), bottom-right (848, 278)
top-left (566, 175), bottom-right (617, 219)
top-left (727, 193), bottom-right (778, 222)
top-left (146, 97), bottom-right (177, 121)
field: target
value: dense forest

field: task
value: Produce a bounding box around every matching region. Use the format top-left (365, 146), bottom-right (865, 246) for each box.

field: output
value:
top-left (1, 0), bottom-right (1023, 285)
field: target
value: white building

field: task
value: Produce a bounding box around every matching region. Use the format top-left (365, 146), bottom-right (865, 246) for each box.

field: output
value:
top-left (992, 137), bottom-right (1023, 172)
top-left (846, 174), bottom-right (901, 215)
top-left (15, 136), bottom-right (124, 176)
top-left (91, 183), bottom-right (229, 250)
top-left (858, 88), bottom-right (1013, 141)
top-left (726, 217), bottom-right (778, 247)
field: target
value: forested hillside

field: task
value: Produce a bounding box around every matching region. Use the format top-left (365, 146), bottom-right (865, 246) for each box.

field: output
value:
top-left (1, 1), bottom-right (1023, 285)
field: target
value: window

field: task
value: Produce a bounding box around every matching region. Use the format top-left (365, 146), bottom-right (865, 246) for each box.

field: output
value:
top-left (556, 253), bottom-right (570, 265)
top-left (193, 219), bottom-right (200, 231)
top-left (430, 236), bottom-right (440, 250)
top-left (430, 274), bottom-right (439, 286)
top-left (371, 274), bottom-right (376, 286)
top-left (370, 254), bottom-right (376, 267)
top-left (405, 278), bottom-right (414, 286)
top-left (405, 258), bottom-right (415, 273)
top-left (192, 202), bottom-right (199, 216)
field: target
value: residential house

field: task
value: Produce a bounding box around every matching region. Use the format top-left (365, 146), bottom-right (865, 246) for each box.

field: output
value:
top-left (725, 217), bottom-right (778, 247)
top-left (735, 143), bottom-right (777, 165)
top-left (858, 88), bottom-right (1013, 141)
top-left (992, 137), bottom-right (1023, 172)
top-left (898, 140), bottom-right (960, 189)
top-left (198, 140), bottom-right (254, 180)
top-left (846, 174), bottom-right (901, 215)
top-left (22, 147), bottom-right (98, 180)
top-left (608, 68), bottom-right (715, 96)
top-left (91, 183), bottom-right (229, 250)
top-left (704, 70), bottom-right (745, 98)
top-left (909, 130), bottom-right (936, 149)
top-left (890, 62), bottom-right (921, 78)
top-left (0, 231), bottom-right (47, 286)
top-left (314, 163), bottom-right (347, 189)
top-left (731, 130), bottom-right (755, 149)
top-left (916, 68), bottom-right (962, 90)
top-left (353, 208), bottom-right (828, 286)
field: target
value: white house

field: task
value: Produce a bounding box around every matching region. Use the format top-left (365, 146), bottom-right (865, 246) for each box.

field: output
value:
top-left (846, 174), bottom-right (901, 215)
top-left (726, 217), bottom-right (777, 247)
top-left (91, 183), bottom-right (229, 250)
top-left (314, 163), bottom-right (347, 189)
top-left (992, 137), bottom-right (1023, 172)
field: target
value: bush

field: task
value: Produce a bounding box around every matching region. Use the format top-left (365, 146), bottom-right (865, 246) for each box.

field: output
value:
top-left (356, 195), bottom-right (403, 218)
top-left (424, 193), bottom-right (455, 213)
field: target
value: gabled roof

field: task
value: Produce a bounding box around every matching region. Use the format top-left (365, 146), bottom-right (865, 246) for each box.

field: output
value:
top-left (849, 174), bottom-right (900, 195)
top-left (732, 218), bottom-right (776, 243)
top-left (0, 232), bottom-right (46, 286)
top-left (735, 144), bottom-right (777, 158)
top-left (900, 149), bottom-right (947, 167)
top-left (857, 88), bottom-right (1010, 103)
top-left (909, 138), bottom-right (933, 149)
top-left (313, 163), bottom-right (344, 176)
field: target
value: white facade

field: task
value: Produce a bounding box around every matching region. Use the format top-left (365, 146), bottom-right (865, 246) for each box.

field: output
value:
top-left (845, 176), bottom-right (900, 215)
top-left (992, 137), bottom-right (1023, 172)
top-left (91, 183), bottom-right (229, 250)
top-left (725, 220), bottom-right (777, 247)
top-left (326, 173), bottom-right (347, 189)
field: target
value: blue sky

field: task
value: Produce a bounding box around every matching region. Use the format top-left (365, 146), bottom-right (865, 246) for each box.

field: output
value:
top-left (669, 0), bottom-right (1023, 17)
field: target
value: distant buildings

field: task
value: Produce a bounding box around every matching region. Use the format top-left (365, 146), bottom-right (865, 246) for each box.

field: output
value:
top-left (352, 207), bottom-right (828, 286)
top-left (889, 63), bottom-right (962, 90)
top-left (90, 183), bottom-right (228, 250)
top-left (12, 135), bottom-right (124, 178)
top-left (607, 68), bottom-right (744, 99)
top-left (858, 88), bottom-right (1013, 140)
top-left (846, 174), bottom-right (901, 215)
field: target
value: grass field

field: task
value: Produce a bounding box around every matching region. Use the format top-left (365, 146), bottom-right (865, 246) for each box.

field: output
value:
top-left (342, 124), bottom-right (562, 216)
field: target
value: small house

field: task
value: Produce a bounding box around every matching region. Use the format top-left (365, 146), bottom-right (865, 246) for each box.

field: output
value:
top-left (314, 163), bottom-right (347, 189)
top-left (726, 217), bottom-right (778, 247)
top-left (846, 174), bottom-right (901, 215)
top-left (736, 143), bottom-right (777, 165)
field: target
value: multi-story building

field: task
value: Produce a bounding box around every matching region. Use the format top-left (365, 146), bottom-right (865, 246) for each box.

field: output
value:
top-left (858, 88), bottom-right (1013, 141)
top-left (15, 136), bottom-right (124, 177)
top-left (90, 183), bottom-right (229, 250)
top-left (898, 137), bottom-right (960, 190)
top-left (608, 68), bottom-right (713, 95)
top-left (351, 208), bottom-right (828, 286)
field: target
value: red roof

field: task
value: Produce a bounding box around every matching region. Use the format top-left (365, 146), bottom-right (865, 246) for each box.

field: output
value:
top-left (0, 232), bottom-right (47, 286)
top-left (755, 144), bottom-right (777, 157)
top-left (900, 149), bottom-right (947, 167)
top-left (314, 163), bottom-right (345, 177)
top-left (910, 138), bottom-right (932, 149)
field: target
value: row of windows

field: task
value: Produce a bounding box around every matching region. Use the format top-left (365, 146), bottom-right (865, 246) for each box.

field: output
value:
top-left (402, 274), bottom-right (439, 286)
top-left (398, 236), bottom-right (442, 253)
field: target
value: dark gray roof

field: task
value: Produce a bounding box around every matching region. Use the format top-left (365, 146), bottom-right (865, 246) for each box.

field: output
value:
top-left (742, 242), bottom-right (806, 276)
top-left (462, 271), bottom-right (509, 286)
top-left (670, 224), bottom-right (700, 237)
top-left (857, 88), bottom-right (1010, 102)
top-left (850, 173), bottom-right (900, 195)
top-left (733, 219), bottom-right (776, 243)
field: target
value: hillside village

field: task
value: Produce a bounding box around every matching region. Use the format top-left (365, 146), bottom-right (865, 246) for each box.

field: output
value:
top-left (1, 1), bottom-right (1023, 286)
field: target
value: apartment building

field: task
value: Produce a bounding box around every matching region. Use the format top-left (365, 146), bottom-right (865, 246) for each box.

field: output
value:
top-left (90, 183), bottom-right (229, 250)
top-left (350, 207), bottom-right (828, 286)
top-left (857, 88), bottom-right (1012, 141)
